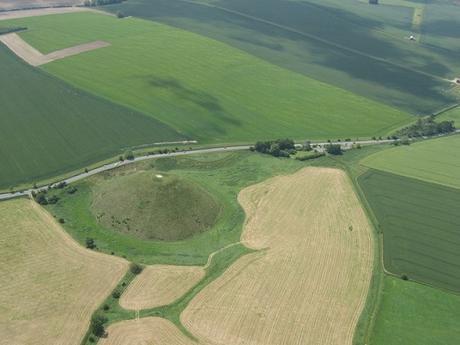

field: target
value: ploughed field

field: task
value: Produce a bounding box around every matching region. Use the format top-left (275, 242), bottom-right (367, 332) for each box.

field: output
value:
top-left (0, 198), bottom-right (128, 345)
top-left (3, 12), bottom-right (411, 144)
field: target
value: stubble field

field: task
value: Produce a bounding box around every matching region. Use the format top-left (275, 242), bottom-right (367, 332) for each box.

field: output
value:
top-left (0, 198), bottom-right (128, 345)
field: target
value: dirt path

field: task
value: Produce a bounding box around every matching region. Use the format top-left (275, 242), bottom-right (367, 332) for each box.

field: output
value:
top-left (0, 6), bottom-right (93, 20)
top-left (0, 32), bottom-right (110, 66)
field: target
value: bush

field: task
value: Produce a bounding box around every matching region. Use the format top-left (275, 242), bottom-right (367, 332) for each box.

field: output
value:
top-left (397, 116), bottom-right (455, 138)
top-left (326, 144), bottom-right (342, 155)
top-left (90, 312), bottom-right (108, 337)
top-left (86, 238), bottom-right (96, 249)
top-left (112, 290), bottom-right (121, 299)
top-left (66, 186), bottom-right (78, 194)
top-left (102, 304), bottom-right (110, 311)
top-left (58, 218), bottom-right (65, 224)
top-left (48, 195), bottom-right (59, 205)
top-left (116, 10), bottom-right (125, 18)
top-left (401, 274), bottom-right (409, 281)
top-left (254, 138), bottom-right (295, 157)
top-left (130, 263), bottom-right (143, 275)
top-left (34, 192), bottom-right (48, 205)
top-left (124, 150), bottom-right (135, 160)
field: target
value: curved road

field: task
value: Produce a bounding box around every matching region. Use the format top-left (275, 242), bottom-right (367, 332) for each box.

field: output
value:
top-left (0, 138), bottom-right (402, 201)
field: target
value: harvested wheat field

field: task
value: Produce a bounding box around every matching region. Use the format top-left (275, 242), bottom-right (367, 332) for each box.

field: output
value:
top-left (181, 167), bottom-right (373, 345)
top-left (120, 265), bottom-right (204, 310)
top-left (99, 317), bottom-right (198, 345)
top-left (0, 198), bottom-right (128, 345)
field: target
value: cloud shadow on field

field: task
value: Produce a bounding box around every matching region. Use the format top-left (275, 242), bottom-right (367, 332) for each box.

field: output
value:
top-left (113, 0), bottom-right (456, 113)
top-left (148, 76), bottom-right (241, 129)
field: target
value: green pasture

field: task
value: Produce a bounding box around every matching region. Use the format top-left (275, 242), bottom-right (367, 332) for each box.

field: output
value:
top-left (370, 276), bottom-right (460, 345)
top-left (0, 44), bottom-right (182, 190)
top-left (362, 134), bottom-right (460, 189)
top-left (438, 105), bottom-right (460, 126)
top-left (91, 171), bottom-right (221, 241)
top-left (5, 12), bottom-right (411, 143)
top-left (106, 0), bottom-right (460, 114)
top-left (44, 151), bottom-right (303, 265)
top-left (359, 169), bottom-right (460, 292)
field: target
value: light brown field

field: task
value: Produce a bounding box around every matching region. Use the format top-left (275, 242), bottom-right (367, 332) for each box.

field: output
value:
top-left (0, 6), bottom-right (88, 19)
top-left (120, 265), bottom-right (204, 310)
top-left (182, 167), bottom-right (373, 345)
top-left (0, 33), bottom-right (110, 66)
top-left (0, 198), bottom-right (128, 345)
top-left (99, 317), bottom-right (199, 345)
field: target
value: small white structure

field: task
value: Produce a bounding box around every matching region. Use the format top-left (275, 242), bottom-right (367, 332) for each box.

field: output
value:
top-left (409, 35), bottom-right (416, 41)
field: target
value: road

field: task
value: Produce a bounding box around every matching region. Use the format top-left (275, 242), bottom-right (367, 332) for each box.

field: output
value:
top-left (0, 138), bottom-right (402, 201)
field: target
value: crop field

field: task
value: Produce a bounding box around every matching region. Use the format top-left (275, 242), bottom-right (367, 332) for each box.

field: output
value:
top-left (120, 265), bottom-right (205, 310)
top-left (106, 0), bottom-right (460, 114)
top-left (99, 317), bottom-right (198, 345)
top-left (3, 12), bottom-right (412, 143)
top-left (0, 0), bottom-right (83, 11)
top-left (361, 134), bottom-right (460, 189)
top-left (0, 198), bottom-right (128, 345)
top-left (0, 43), bottom-right (182, 190)
top-left (370, 276), bottom-right (460, 345)
top-left (181, 168), bottom-right (373, 345)
top-left (358, 169), bottom-right (460, 292)
top-left (44, 151), bottom-right (304, 265)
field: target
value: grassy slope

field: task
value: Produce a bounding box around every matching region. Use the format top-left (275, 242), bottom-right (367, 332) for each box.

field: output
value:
top-left (0, 43), bottom-right (183, 190)
top-left (361, 134), bottom-right (460, 189)
top-left (105, 0), bottom-right (458, 114)
top-left (359, 169), bottom-right (460, 293)
top-left (4, 12), bottom-right (411, 143)
top-left (370, 276), bottom-right (460, 345)
top-left (44, 152), bottom-right (304, 265)
top-left (91, 171), bottom-right (221, 241)
top-left (438, 105), bottom-right (460, 125)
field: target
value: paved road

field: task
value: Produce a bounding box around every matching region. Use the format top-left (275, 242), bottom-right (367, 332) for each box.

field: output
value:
top-left (0, 138), bottom-right (405, 201)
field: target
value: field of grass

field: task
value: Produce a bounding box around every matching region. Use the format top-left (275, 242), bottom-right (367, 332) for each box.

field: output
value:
top-left (91, 171), bottom-right (221, 241)
top-left (44, 151), bottom-right (304, 265)
top-left (438, 105), bottom-right (460, 126)
top-left (370, 276), bottom-right (460, 345)
top-left (358, 169), bottom-right (460, 293)
top-left (0, 198), bottom-right (128, 345)
top-left (361, 134), bottom-right (460, 189)
top-left (3, 12), bottom-right (412, 143)
top-left (0, 43), bottom-right (183, 190)
top-left (106, 0), bottom-right (460, 114)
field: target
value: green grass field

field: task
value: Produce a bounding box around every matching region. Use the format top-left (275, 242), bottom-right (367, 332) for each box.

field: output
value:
top-left (105, 0), bottom-right (460, 114)
top-left (0, 44), bottom-right (182, 190)
top-left (361, 134), bottom-right (460, 189)
top-left (4, 12), bottom-right (412, 143)
top-left (358, 169), bottom-right (460, 292)
top-left (91, 170), bottom-right (221, 241)
top-left (438, 105), bottom-right (460, 126)
top-left (44, 151), bottom-right (304, 265)
top-left (370, 276), bottom-right (460, 345)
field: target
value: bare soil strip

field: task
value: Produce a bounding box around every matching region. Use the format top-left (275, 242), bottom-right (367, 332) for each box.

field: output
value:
top-left (182, 167), bottom-right (373, 345)
top-left (0, 33), bottom-right (110, 66)
top-left (0, 6), bottom-right (89, 20)
top-left (0, 198), bottom-right (128, 345)
top-left (120, 265), bottom-right (205, 310)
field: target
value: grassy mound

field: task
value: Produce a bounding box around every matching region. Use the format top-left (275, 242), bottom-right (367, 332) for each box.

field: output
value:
top-left (91, 171), bottom-right (221, 241)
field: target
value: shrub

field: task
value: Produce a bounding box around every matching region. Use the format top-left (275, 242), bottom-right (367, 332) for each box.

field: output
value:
top-left (58, 218), bottom-right (65, 224)
top-left (124, 150), bottom-right (135, 160)
top-left (66, 186), bottom-right (77, 194)
top-left (401, 274), bottom-right (409, 281)
top-left (86, 238), bottom-right (96, 249)
top-left (102, 304), bottom-right (110, 311)
top-left (116, 10), bottom-right (125, 18)
top-left (34, 192), bottom-right (48, 205)
top-left (90, 312), bottom-right (108, 337)
top-left (47, 195), bottom-right (59, 205)
top-left (112, 290), bottom-right (121, 299)
top-left (254, 138), bottom-right (295, 157)
top-left (326, 144), bottom-right (342, 155)
top-left (130, 263), bottom-right (143, 275)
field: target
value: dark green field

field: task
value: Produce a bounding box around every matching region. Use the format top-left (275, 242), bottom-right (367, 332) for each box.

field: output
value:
top-left (44, 151), bottom-right (303, 265)
top-left (0, 44), bottom-right (183, 190)
top-left (107, 0), bottom-right (460, 114)
top-left (358, 169), bottom-right (460, 292)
